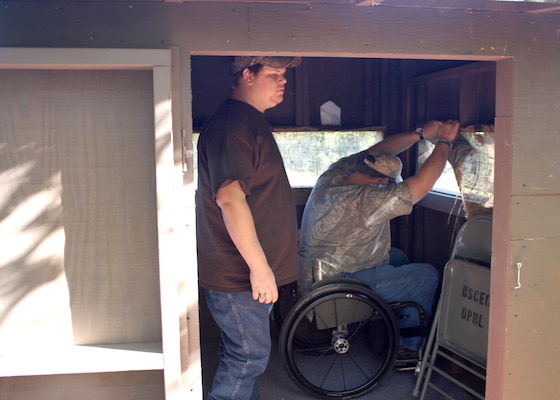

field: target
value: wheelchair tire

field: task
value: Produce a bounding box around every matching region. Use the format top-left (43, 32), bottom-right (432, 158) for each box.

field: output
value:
top-left (279, 281), bottom-right (399, 399)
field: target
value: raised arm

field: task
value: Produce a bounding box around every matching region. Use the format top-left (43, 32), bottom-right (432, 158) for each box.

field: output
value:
top-left (405, 120), bottom-right (460, 204)
top-left (215, 180), bottom-right (279, 303)
top-left (367, 120), bottom-right (442, 155)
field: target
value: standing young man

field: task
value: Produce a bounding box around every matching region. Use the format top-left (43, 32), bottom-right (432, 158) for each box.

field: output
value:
top-left (196, 56), bottom-right (301, 400)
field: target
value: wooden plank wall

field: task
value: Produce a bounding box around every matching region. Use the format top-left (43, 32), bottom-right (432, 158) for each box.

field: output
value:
top-left (0, 2), bottom-right (559, 399)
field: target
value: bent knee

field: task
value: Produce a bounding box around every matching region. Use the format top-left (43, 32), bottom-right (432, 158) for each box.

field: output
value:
top-left (417, 263), bottom-right (441, 285)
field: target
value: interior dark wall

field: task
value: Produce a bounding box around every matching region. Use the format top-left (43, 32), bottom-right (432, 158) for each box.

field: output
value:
top-left (191, 56), bottom-right (472, 131)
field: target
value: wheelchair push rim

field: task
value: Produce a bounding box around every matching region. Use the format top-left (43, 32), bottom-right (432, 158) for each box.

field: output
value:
top-left (278, 282), bottom-right (399, 399)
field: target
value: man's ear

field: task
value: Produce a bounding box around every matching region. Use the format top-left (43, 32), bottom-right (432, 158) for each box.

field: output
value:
top-left (242, 69), bottom-right (254, 84)
top-left (370, 176), bottom-right (389, 185)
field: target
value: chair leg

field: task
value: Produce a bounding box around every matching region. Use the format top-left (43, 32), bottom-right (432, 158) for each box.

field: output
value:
top-left (412, 299), bottom-right (442, 396)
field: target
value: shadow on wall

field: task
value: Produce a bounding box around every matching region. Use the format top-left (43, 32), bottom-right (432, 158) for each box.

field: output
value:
top-left (0, 69), bottom-right (165, 351)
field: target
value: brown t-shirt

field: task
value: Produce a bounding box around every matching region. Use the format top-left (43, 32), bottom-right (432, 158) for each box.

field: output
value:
top-left (196, 99), bottom-right (299, 292)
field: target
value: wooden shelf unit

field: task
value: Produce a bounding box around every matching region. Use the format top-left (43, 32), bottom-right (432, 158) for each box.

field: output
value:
top-left (0, 343), bottom-right (164, 377)
top-left (0, 48), bottom-right (189, 400)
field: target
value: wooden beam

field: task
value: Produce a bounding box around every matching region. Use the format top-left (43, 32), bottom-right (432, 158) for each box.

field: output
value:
top-left (163, 0), bottom-right (560, 13)
top-left (165, 0), bottom-right (358, 3)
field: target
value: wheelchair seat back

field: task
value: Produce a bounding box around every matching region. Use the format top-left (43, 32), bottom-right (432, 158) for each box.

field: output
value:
top-left (311, 281), bottom-right (377, 330)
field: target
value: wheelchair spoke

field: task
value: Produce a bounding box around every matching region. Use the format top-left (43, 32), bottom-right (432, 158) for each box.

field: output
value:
top-left (291, 343), bottom-right (333, 355)
top-left (318, 351), bottom-right (340, 389)
top-left (279, 282), bottom-right (400, 399)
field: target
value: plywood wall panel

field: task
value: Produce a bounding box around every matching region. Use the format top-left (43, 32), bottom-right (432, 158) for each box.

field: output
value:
top-left (170, 4), bottom-right (250, 51)
top-left (505, 238), bottom-right (560, 400)
top-left (510, 195), bottom-right (560, 243)
top-left (0, 71), bottom-right (73, 353)
top-left (509, 13), bottom-right (560, 197)
top-left (505, 194), bottom-right (560, 400)
top-left (0, 69), bottom-right (162, 350)
top-left (248, 4), bottom-right (475, 56)
top-left (512, 88), bottom-right (560, 194)
top-left (0, 3), bottom-right (485, 58)
top-left (54, 70), bottom-right (162, 345)
top-left (471, 10), bottom-right (516, 57)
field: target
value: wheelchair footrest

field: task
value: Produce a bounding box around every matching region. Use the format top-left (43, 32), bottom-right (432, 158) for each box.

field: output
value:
top-left (399, 326), bottom-right (428, 338)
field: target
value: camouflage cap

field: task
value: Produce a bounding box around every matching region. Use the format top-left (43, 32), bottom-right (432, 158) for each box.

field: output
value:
top-left (364, 151), bottom-right (403, 182)
top-left (231, 56), bottom-right (302, 74)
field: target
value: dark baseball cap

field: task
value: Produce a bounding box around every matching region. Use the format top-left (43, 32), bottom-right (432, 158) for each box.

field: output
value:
top-left (231, 56), bottom-right (302, 74)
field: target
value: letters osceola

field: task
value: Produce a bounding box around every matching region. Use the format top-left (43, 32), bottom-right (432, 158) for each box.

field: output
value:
top-left (461, 283), bottom-right (490, 328)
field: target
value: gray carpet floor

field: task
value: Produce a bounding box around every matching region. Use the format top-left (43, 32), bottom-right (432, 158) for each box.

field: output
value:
top-left (199, 290), bottom-right (481, 399)
top-left (201, 325), bottom-right (480, 400)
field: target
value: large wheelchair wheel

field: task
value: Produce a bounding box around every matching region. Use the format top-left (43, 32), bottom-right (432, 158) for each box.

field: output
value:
top-left (279, 280), bottom-right (399, 399)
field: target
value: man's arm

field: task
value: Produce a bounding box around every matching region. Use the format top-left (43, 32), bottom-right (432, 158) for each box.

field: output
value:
top-left (405, 120), bottom-right (460, 204)
top-left (215, 180), bottom-right (279, 303)
top-left (367, 120), bottom-right (442, 155)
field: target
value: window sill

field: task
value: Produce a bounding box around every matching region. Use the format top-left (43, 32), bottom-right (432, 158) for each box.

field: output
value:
top-left (417, 190), bottom-right (465, 217)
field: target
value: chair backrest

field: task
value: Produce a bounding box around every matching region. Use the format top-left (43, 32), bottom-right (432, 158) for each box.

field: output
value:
top-left (437, 213), bottom-right (493, 367)
top-left (414, 214), bottom-right (493, 399)
top-left (438, 259), bottom-right (491, 367)
top-left (451, 213), bottom-right (493, 266)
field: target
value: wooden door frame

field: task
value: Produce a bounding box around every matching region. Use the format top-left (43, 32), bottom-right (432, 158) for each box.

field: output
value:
top-left (187, 51), bottom-right (513, 399)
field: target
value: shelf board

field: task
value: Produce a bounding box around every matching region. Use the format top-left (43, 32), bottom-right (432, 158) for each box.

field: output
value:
top-left (0, 342), bottom-right (163, 377)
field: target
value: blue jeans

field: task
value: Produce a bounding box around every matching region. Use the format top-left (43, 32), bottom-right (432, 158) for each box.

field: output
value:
top-left (338, 248), bottom-right (439, 350)
top-left (205, 290), bottom-right (274, 400)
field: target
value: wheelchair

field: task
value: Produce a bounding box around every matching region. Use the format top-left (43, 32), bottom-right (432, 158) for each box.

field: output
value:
top-left (276, 270), bottom-right (428, 399)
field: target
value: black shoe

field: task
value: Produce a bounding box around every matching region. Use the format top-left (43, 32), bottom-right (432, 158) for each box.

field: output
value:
top-left (394, 347), bottom-right (419, 371)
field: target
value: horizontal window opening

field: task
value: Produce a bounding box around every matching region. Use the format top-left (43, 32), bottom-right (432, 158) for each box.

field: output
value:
top-left (191, 128), bottom-right (384, 188)
top-left (191, 127), bottom-right (493, 219)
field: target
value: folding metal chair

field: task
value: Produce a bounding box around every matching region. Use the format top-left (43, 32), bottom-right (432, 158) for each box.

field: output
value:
top-left (413, 213), bottom-right (492, 399)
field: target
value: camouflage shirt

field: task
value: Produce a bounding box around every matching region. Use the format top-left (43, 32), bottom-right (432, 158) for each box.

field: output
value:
top-left (299, 150), bottom-right (413, 276)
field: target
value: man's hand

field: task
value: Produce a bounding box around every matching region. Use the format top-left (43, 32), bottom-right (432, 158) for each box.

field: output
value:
top-left (406, 119), bottom-right (460, 204)
top-left (250, 266), bottom-right (279, 304)
top-left (437, 120), bottom-right (460, 142)
top-left (421, 120), bottom-right (443, 140)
